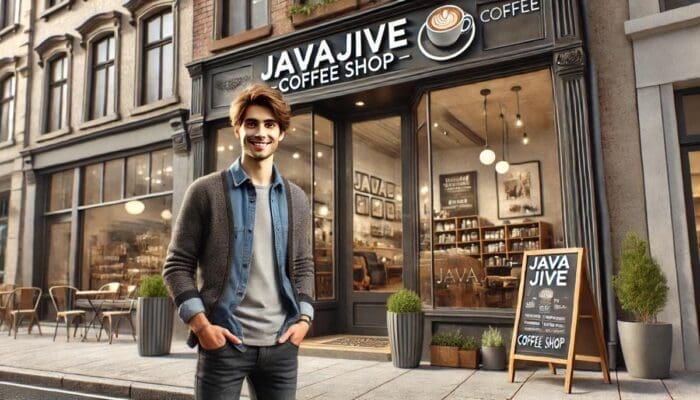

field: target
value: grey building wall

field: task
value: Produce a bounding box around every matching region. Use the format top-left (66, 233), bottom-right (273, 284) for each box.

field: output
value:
top-left (624, 0), bottom-right (700, 371)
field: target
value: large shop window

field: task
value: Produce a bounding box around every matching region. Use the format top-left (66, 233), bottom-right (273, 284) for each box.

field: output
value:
top-left (418, 69), bottom-right (563, 309)
top-left (352, 116), bottom-right (404, 293)
top-left (44, 149), bottom-right (173, 292)
top-left (213, 112), bottom-right (336, 300)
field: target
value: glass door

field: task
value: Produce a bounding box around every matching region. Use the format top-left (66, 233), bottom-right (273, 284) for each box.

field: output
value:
top-left (346, 115), bottom-right (403, 334)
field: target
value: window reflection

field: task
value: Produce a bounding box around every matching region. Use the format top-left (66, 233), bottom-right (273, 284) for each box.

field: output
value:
top-left (47, 219), bottom-right (71, 288)
top-left (49, 170), bottom-right (73, 211)
top-left (81, 196), bottom-right (172, 291)
top-left (313, 115), bottom-right (334, 300)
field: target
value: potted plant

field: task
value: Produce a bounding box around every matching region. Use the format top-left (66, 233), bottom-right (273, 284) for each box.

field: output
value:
top-left (430, 329), bottom-right (463, 367)
top-left (458, 335), bottom-right (479, 369)
top-left (137, 275), bottom-right (174, 356)
top-left (481, 326), bottom-right (506, 370)
top-left (613, 232), bottom-right (670, 379)
top-left (386, 288), bottom-right (423, 368)
top-left (288, 0), bottom-right (358, 27)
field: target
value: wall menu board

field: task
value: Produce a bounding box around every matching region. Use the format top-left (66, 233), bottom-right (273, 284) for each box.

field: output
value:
top-left (439, 171), bottom-right (478, 215)
top-left (508, 248), bottom-right (610, 394)
top-left (514, 251), bottom-right (578, 358)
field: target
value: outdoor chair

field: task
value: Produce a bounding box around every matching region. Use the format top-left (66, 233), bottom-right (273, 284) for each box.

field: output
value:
top-left (98, 284), bottom-right (137, 344)
top-left (0, 284), bottom-right (15, 332)
top-left (9, 287), bottom-right (43, 339)
top-left (49, 285), bottom-right (87, 342)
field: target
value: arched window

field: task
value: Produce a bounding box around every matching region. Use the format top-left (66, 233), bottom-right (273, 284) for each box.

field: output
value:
top-left (0, 75), bottom-right (15, 142)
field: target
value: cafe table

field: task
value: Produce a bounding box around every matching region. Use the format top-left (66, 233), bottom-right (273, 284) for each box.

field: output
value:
top-left (75, 289), bottom-right (118, 341)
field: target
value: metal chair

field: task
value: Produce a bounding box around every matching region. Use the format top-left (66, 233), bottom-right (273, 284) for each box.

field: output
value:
top-left (98, 285), bottom-right (137, 344)
top-left (49, 285), bottom-right (87, 342)
top-left (9, 287), bottom-right (43, 339)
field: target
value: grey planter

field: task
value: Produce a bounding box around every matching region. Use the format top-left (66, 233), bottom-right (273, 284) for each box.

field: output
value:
top-left (387, 311), bottom-right (424, 368)
top-left (481, 346), bottom-right (506, 370)
top-left (137, 297), bottom-right (174, 357)
top-left (618, 320), bottom-right (672, 379)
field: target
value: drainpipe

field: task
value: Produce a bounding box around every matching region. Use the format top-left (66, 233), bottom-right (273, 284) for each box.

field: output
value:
top-left (579, 0), bottom-right (618, 369)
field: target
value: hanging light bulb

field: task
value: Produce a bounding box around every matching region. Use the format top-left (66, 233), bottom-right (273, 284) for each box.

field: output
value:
top-left (522, 132), bottom-right (529, 145)
top-left (479, 88), bottom-right (496, 165)
top-left (512, 85), bottom-right (524, 128)
top-left (496, 106), bottom-right (510, 174)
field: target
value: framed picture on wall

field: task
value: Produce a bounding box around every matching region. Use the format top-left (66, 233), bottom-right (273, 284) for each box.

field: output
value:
top-left (385, 182), bottom-right (396, 199)
top-left (496, 160), bottom-right (543, 219)
top-left (370, 176), bottom-right (382, 195)
top-left (385, 201), bottom-right (396, 221)
top-left (358, 172), bottom-right (370, 193)
top-left (355, 194), bottom-right (369, 216)
top-left (371, 197), bottom-right (384, 219)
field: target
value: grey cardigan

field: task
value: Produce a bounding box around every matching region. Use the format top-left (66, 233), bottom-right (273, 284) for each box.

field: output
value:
top-left (162, 170), bottom-right (315, 343)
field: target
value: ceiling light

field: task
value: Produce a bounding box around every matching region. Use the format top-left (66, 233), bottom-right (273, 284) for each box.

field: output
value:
top-left (479, 88), bottom-right (495, 165)
top-left (228, 145), bottom-right (234, 151)
top-left (396, 194), bottom-right (402, 202)
top-left (125, 200), bottom-right (145, 215)
top-left (161, 209), bottom-right (172, 220)
top-left (433, 122), bottom-right (439, 128)
top-left (355, 101), bottom-right (365, 107)
top-left (319, 205), bottom-right (329, 217)
top-left (317, 151), bottom-right (323, 158)
top-left (522, 132), bottom-right (529, 145)
top-left (293, 152), bottom-right (300, 159)
top-left (442, 130), bottom-right (448, 136)
top-left (512, 85), bottom-right (524, 128)
top-left (496, 106), bottom-right (510, 175)
top-left (217, 146), bottom-right (225, 152)
top-left (495, 160), bottom-right (510, 174)
top-left (164, 166), bottom-right (173, 173)
top-left (292, 127), bottom-right (297, 132)
top-left (420, 186), bottom-right (429, 195)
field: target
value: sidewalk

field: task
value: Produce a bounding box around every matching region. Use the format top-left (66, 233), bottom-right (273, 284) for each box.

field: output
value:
top-left (0, 328), bottom-right (697, 399)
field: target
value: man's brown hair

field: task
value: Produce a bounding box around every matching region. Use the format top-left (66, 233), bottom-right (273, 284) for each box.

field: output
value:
top-left (229, 84), bottom-right (291, 133)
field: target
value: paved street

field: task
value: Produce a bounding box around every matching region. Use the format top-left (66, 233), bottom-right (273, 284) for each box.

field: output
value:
top-left (0, 328), bottom-right (697, 399)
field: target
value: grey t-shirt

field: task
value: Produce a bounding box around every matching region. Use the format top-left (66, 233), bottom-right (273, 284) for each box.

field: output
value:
top-left (233, 185), bottom-right (287, 346)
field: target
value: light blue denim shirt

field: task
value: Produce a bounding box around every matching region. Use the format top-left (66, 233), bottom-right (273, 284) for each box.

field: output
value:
top-left (178, 159), bottom-right (314, 349)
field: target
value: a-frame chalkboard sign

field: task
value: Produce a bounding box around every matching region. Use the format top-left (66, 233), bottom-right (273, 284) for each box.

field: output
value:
top-left (508, 248), bottom-right (610, 393)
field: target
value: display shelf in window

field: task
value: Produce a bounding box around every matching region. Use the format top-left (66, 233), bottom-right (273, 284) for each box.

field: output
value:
top-left (506, 221), bottom-right (551, 252)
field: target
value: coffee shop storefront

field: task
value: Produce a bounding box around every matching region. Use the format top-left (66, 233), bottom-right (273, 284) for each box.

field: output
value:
top-left (186, 0), bottom-right (616, 361)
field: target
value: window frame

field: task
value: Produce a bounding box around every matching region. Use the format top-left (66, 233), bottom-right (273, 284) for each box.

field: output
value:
top-left (660, 0), bottom-right (700, 12)
top-left (210, 0), bottom-right (272, 52)
top-left (35, 34), bottom-right (74, 140)
top-left (126, 0), bottom-right (180, 115)
top-left (141, 11), bottom-right (173, 106)
top-left (76, 11), bottom-right (122, 129)
top-left (0, 73), bottom-right (15, 144)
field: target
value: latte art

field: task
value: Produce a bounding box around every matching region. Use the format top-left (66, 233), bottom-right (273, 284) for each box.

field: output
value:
top-left (428, 8), bottom-right (461, 31)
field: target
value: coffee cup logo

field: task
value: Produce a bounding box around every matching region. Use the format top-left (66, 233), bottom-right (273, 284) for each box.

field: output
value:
top-left (426, 5), bottom-right (474, 48)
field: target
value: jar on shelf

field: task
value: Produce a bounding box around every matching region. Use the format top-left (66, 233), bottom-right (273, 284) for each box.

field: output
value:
top-left (461, 233), bottom-right (467, 242)
top-left (499, 241), bottom-right (505, 252)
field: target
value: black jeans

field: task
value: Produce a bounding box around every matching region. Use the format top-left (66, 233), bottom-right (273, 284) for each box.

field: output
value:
top-left (195, 341), bottom-right (299, 400)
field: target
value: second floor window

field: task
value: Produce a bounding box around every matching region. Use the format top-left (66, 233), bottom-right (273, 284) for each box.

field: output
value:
top-left (222, 0), bottom-right (268, 37)
top-left (91, 36), bottom-right (115, 119)
top-left (1, 0), bottom-right (15, 29)
top-left (663, 0), bottom-right (700, 11)
top-left (0, 75), bottom-right (14, 142)
top-left (143, 10), bottom-right (173, 104)
top-left (47, 56), bottom-right (68, 132)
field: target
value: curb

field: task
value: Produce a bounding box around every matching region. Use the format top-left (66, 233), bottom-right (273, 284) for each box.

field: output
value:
top-left (0, 366), bottom-right (194, 400)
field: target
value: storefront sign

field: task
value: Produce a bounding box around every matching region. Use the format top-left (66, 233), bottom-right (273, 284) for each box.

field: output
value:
top-left (257, 0), bottom-right (545, 94)
top-left (509, 248), bottom-right (610, 393)
top-left (439, 171), bottom-right (478, 216)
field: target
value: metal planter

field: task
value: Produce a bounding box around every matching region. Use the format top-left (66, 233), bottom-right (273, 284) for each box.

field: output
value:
top-left (387, 311), bottom-right (424, 368)
top-left (618, 320), bottom-right (672, 379)
top-left (481, 346), bottom-right (506, 370)
top-left (137, 297), bottom-right (174, 357)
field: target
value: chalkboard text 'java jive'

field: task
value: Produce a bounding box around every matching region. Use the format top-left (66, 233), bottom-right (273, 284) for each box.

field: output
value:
top-left (527, 255), bottom-right (571, 287)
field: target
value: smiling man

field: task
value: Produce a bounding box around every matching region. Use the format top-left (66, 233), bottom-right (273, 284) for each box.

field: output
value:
top-left (163, 84), bottom-right (314, 400)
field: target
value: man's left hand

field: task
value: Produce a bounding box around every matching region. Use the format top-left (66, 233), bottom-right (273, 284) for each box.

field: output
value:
top-left (278, 320), bottom-right (310, 346)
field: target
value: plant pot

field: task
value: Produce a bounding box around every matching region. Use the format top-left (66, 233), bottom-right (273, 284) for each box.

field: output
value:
top-left (618, 320), bottom-right (672, 379)
top-left (458, 349), bottom-right (479, 369)
top-left (430, 345), bottom-right (460, 367)
top-left (291, 0), bottom-right (358, 27)
top-left (387, 311), bottom-right (424, 368)
top-left (481, 346), bottom-right (506, 370)
top-left (137, 297), bottom-right (174, 356)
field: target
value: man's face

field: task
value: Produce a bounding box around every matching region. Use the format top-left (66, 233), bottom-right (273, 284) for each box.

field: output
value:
top-left (234, 104), bottom-right (285, 161)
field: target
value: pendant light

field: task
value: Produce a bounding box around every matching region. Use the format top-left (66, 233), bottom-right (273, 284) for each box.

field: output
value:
top-left (495, 106), bottom-right (510, 174)
top-left (512, 85), bottom-right (523, 128)
top-left (479, 89), bottom-right (496, 165)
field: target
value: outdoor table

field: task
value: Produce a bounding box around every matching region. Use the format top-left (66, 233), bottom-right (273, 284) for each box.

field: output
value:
top-left (76, 289), bottom-right (118, 341)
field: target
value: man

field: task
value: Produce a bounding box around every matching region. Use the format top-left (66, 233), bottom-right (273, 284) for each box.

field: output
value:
top-left (163, 83), bottom-right (314, 399)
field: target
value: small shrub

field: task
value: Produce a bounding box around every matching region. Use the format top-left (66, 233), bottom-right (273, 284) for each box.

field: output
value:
top-left (431, 330), bottom-right (464, 347)
top-left (481, 326), bottom-right (504, 347)
top-left (387, 289), bottom-right (422, 313)
top-left (288, 0), bottom-right (339, 17)
top-left (139, 275), bottom-right (169, 298)
top-left (460, 336), bottom-right (479, 351)
top-left (613, 232), bottom-right (668, 323)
